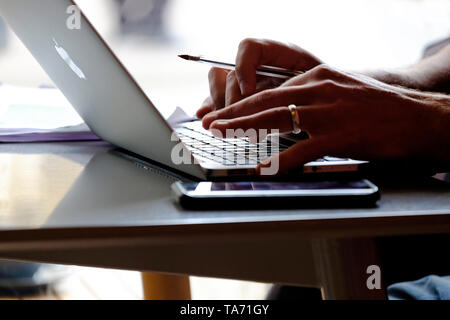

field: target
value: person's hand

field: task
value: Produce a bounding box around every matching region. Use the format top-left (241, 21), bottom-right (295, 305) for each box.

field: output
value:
top-left (196, 38), bottom-right (323, 119)
top-left (202, 64), bottom-right (450, 174)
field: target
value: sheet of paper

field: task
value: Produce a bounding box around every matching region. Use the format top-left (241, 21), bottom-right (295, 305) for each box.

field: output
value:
top-left (0, 123), bottom-right (99, 142)
top-left (166, 106), bottom-right (197, 127)
top-left (0, 84), bottom-right (84, 129)
top-left (0, 84), bottom-right (197, 143)
top-left (0, 84), bottom-right (98, 142)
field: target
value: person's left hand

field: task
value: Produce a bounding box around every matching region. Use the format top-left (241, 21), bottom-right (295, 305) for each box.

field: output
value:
top-left (201, 64), bottom-right (446, 174)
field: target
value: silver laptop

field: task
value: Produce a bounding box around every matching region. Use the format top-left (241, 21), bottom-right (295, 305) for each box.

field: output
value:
top-left (0, 0), bottom-right (366, 180)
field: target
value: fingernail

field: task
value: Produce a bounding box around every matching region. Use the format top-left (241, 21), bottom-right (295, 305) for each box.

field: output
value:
top-left (211, 120), bottom-right (228, 126)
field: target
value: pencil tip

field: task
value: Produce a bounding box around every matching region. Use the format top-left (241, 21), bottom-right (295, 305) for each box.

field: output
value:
top-left (178, 54), bottom-right (201, 61)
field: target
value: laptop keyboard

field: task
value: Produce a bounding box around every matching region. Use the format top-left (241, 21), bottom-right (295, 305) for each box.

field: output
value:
top-left (175, 125), bottom-right (288, 166)
top-left (175, 123), bottom-right (350, 166)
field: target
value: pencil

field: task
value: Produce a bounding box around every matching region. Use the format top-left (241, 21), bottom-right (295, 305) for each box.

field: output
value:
top-left (178, 54), bottom-right (303, 79)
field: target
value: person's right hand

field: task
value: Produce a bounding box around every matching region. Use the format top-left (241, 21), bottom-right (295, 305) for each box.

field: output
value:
top-left (196, 38), bottom-right (323, 119)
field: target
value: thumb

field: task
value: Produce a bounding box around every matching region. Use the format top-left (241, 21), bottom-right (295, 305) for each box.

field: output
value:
top-left (257, 138), bottom-right (328, 175)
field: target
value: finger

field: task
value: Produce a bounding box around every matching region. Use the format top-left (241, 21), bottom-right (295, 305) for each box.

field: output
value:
top-left (225, 70), bottom-right (245, 107)
top-left (256, 76), bottom-right (286, 90)
top-left (210, 104), bottom-right (335, 135)
top-left (202, 84), bottom-right (327, 129)
top-left (281, 64), bottom-right (333, 88)
top-left (208, 67), bottom-right (229, 109)
top-left (196, 105), bottom-right (214, 119)
top-left (257, 137), bottom-right (329, 175)
top-left (281, 68), bottom-right (316, 87)
top-left (209, 106), bottom-right (293, 137)
top-left (196, 96), bottom-right (215, 119)
top-left (226, 71), bottom-right (281, 107)
top-left (282, 64), bottom-right (348, 88)
top-left (235, 38), bottom-right (322, 96)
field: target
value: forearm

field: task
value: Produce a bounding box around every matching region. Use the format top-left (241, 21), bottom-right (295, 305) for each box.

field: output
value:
top-left (365, 44), bottom-right (450, 94)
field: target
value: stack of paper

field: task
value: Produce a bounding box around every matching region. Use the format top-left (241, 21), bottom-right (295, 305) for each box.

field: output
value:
top-left (0, 84), bottom-right (199, 143)
top-left (0, 84), bottom-right (99, 142)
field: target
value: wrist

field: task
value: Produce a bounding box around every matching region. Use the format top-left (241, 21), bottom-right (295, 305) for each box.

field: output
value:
top-left (363, 69), bottom-right (421, 90)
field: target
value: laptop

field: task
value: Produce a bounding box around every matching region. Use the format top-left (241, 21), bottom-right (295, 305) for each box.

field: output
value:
top-left (0, 0), bottom-right (367, 180)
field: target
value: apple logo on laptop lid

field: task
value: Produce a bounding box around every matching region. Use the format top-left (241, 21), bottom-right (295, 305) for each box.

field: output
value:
top-left (53, 38), bottom-right (86, 80)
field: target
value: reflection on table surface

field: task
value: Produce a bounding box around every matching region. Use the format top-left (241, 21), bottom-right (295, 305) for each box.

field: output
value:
top-left (0, 153), bottom-right (83, 229)
top-left (0, 145), bottom-right (181, 230)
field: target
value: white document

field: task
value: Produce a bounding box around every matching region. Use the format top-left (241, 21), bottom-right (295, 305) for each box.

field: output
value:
top-left (0, 84), bottom-right (196, 142)
top-left (0, 84), bottom-right (84, 129)
top-left (166, 106), bottom-right (197, 127)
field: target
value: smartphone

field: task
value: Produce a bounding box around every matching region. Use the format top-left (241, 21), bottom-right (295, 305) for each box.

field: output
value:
top-left (172, 180), bottom-right (380, 210)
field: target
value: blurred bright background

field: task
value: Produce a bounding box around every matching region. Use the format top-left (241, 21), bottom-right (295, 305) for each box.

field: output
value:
top-left (0, 0), bottom-right (449, 117)
top-left (0, 0), bottom-right (449, 299)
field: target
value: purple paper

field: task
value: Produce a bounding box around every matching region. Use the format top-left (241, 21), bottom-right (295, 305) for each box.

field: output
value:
top-left (0, 131), bottom-right (100, 143)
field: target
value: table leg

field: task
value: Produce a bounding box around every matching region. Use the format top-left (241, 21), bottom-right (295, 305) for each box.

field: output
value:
top-left (312, 238), bottom-right (387, 300)
top-left (141, 272), bottom-right (191, 300)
